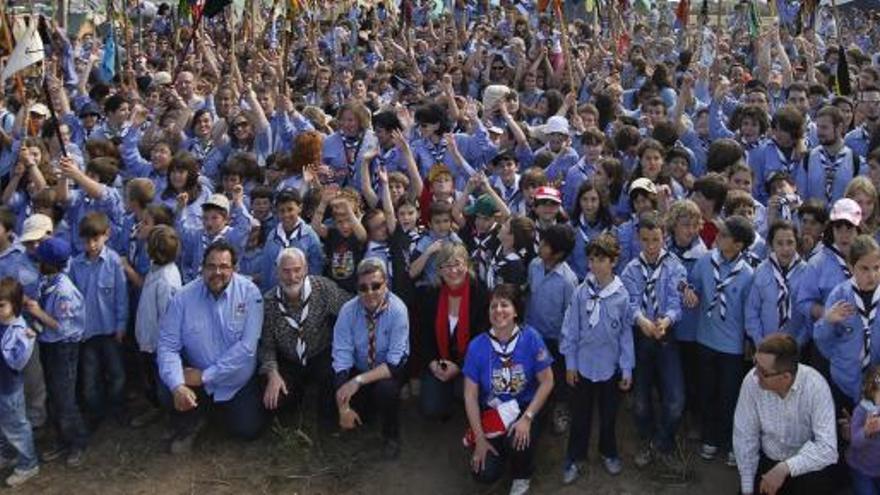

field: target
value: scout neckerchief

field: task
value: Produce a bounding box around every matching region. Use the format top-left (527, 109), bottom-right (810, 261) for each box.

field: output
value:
top-left (707, 250), bottom-right (746, 321)
top-left (275, 278), bottom-right (312, 364)
top-left (584, 275), bottom-right (624, 327)
top-left (275, 219), bottom-right (304, 248)
top-left (768, 253), bottom-right (803, 328)
top-left (639, 251), bottom-right (668, 318)
top-left (851, 279), bottom-right (880, 372)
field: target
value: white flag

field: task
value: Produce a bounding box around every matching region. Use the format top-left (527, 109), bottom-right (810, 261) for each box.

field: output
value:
top-left (1, 23), bottom-right (44, 83)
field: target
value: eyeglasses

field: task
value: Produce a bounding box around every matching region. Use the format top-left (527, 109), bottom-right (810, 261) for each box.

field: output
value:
top-left (440, 260), bottom-right (465, 271)
top-left (232, 121), bottom-right (249, 129)
top-left (358, 281), bottom-right (385, 294)
top-left (753, 357), bottom-right (789, 379)
top-left (204, 263), bottom-right (234, 273)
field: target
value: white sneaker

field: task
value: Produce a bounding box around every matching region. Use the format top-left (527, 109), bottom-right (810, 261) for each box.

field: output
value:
top-left (726, 451), bottom-right (737, 468)
top-left (6, 466), bottom-right (39, 487)
top-left (562, 463), bottom-right (580, 485)
top-left (509, 478), bottom-right (531, 495)
top-left (699, 443), bottom-right (718, 461)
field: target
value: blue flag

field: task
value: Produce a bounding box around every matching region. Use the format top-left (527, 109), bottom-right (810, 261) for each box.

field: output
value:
top-left (98, 26), bottom-right (116, 83)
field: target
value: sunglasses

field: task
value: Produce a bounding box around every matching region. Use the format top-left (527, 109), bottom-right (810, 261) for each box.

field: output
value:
top-left (358, 281), bottom-right (385, 294)
top-left (232, 121), bottom-right (249, 129)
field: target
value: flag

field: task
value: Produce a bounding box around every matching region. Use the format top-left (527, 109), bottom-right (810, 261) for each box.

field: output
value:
top-left (676, 0), bottom-right (690, 28)
top-left (776, 0), bottom-right (800, 27)
top-left (537, 0), bottom-right (561, 13)
top-left (203, 0), bottom-right (232, 18)
top-left (585, 0), bottom-right (595, 13)
top-left (747, 0), bottom-right (760, 38)
top-left (1, 21), bottom-right (43, 83)
top-left (178, 0), bottom-right (192, 22)
top-left (837, 44), bottom-right (851, 96)
top-left (98, 23), bottom-right (116, 82)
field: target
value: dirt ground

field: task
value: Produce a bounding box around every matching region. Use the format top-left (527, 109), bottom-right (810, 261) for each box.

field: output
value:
top-left (10, 390), bottom-right (741, 495)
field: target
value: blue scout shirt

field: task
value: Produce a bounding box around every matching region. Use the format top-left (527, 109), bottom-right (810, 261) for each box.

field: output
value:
top-left (745, 255), bottom-right (811, 347)
top-left (748, 139), bottom-right (804, 205)
top-left (158, 273), bottom-right (264, 401)
top-left (814, 280), bottom-right (880, 403)
top-left (797, 244), bottom-right (852, 326)
top-left (0, 316), bottom-right (34, 395)
top-left (177, 204), bottom-right (254, 282)
top-left (844, 125), bottom-right (871, 160)
top-left (797, 145), bottom-right (862, 205)
top-left (540, 145), bottom-right (580, 183)
top-left (37, 273), bottom-right (85, 344)
top-left (63, 185), bottom-right (125, 255)
top-left (621, 250), bottom-right (687, 324)
top-left (562, 159), bottom-right (595, 213)
top-left (567, 216), bottom-right (615, 281)
top-left (525, 258), bottom-right (578, 341)
top-left (322, 130), bottom-right (380, 189)
top-left (258, 219), bottom-right (325, 292)
top-left (331, 292), bottom-right (409, 374)
top-left (462, 325), bottom-right (553, 409)
top-left (668, 236), bottom-right (709, 342)
top-left (0, 244), bottom-right (39, 298)
top-left (691, 250), bottom-right (754, 355)
top-left (560, 275), bottom-right (635, 382)
top-left (69, 245), bottom-right (129, 339)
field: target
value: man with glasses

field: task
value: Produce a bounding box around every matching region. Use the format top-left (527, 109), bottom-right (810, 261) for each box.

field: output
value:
top-left (845, 85), bottom-right (880, 159)
top-left (733, 333), bottom-right (837, 495)
top-left (157, 241), bottom-right (266, 454)
top-left (332, 258), bottom-right (410, 459)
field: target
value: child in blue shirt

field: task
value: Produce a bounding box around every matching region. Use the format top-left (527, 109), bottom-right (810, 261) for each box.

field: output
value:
top-left (560, 233), bottom-right (634, 483)
top-left (617, 177), bottom-right (660, 270)
top-left (567, 180), bottom-right (616, 281)
top-left (525, 224), bottom-right (578, 435)
top-left (69, 212), bottom-right (129, 425)
top-left (55, 156), bottom-right (125, 255)
top-left (259, 188), bottom-right (324, 292)
top-left (23, 237), bottom-right (89, 466)
top-left (0, 278), bottom-right (38, 486)
top-left (621, 211), bottom-right (688, 469)
top-left (746, 221), bottom-right (811, 348)
top-left (410, 202), bottom-right (462, 288)
top-left (688, 215), bottom-right (756, 466)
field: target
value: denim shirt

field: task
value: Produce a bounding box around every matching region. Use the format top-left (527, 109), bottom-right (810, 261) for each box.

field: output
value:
top-left (69, 246), bottom-right (129, 339)
top-left (158, 274), bottom-right (264, 401)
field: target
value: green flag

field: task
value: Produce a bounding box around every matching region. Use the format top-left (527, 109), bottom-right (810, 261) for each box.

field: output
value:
top-left (748, 0), bottom-right (761, 38)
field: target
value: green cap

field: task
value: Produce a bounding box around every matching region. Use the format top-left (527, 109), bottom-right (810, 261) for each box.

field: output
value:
top-left (465, 194), bottom-right (499, 217)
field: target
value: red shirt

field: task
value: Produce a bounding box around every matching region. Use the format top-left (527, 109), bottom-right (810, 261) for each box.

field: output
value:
top-left (700, 218), bottom-right (719, 248)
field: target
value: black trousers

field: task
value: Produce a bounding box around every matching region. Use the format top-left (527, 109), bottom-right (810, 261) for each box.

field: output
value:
top-left (336, 372), bottom-right (402, 441)
top-left (565, 374), bottom-right (620, 461)
top-left (270, 350), bottom-right (336, 429)
top-left (747, 453), bottom-right (835, 495)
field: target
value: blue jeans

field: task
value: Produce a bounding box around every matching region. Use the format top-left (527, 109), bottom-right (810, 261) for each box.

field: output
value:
top-left (697, 344), bottom-right (743, 452)
top-left (40, 342), bottom-right (88, 450)
top-left (0, 387), bottom-right (37, 470)
top-left (852, 468), bottom-right (880, 495)
top-left (420, 372), bottom-right (461, 420)
top-left (633, 333), bottom-right (685, 453)
top-left (79, 335), bottom-right (126, 420)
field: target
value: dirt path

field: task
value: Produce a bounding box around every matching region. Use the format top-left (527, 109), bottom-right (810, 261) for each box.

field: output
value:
top-left (12, 396), bottom-right (739, 494)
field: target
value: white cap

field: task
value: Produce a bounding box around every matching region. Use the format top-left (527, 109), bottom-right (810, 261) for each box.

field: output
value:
top-left (20, 214), bottom-right (53, 242)
top-left (829, 198), bottom-right (862, 227)
top-left (543, 116), bottom-right (570, 136)
top-left (629, 177), bottom-right (658, 196)
top-left (202, 193), bottom-right (231, 214)
top-left (29, 103), bottom-right (50, 117)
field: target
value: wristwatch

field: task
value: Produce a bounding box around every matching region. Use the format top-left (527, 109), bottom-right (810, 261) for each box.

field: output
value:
top-left (524, 410), bottom-right (535, 421)
top-left (354, 374), bottom-right (365, 385)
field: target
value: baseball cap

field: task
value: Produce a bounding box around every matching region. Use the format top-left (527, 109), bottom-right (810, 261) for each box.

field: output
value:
top-left (33, 237), bottom-right (71, 267)
top-left (829, 198), bottom-right (862, 227)
top-left (534, 186), bottom-right (562, 204)
top-left (152, 71), bottom-right (173, 86)
top-left (29, 103), bottom-right (50, 117)
top-left (543, 116), bottom-right (570, 136)
top-left (465, 194), bottom-right (499, 217)
top-left (20, 214), bottom-right (54, 242)
top-left (202, 193), bottom-right (231, 214)
top-left (78, 101), bottom-right (102, 118)
top-left (629, 178), bottom-right (658, 196)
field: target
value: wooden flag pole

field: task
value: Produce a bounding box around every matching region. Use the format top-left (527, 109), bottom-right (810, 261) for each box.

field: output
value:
top-left (554, 1), bottom-right (575, 92)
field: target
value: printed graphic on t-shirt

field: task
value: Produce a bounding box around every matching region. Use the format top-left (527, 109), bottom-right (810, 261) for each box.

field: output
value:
top-left (331, 246), bottom-right (355, 281)
top-left (491, 363), bottom-right (526, 397)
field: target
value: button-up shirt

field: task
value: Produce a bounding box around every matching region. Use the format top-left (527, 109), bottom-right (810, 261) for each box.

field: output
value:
top-left (69, 245), bottom-right (129, 339)
top-left (135, 263), bottom-right (182, 353)
top-left (331, 292), bottom-right (409, 374)
top-left (733, 365), bottom-right (838, 495)
top-left (525, 258), bottom-right (578, 341)
top-left (37, 273), bottom-right (85, 344)
top-left (158, 273), bottom-right (264, 401)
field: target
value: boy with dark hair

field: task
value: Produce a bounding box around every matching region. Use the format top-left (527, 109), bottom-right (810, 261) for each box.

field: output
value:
top-left (688, 215), bottom-right (756, 467)
top-left (621, 211), bottom-right (688, 471)
top-left (69, 212), bottom-right (129, 426)
top-left (259, 188), bottom-right (324, 291)
top-left (56, 156), bottom-right (125, 255)
top-left (409, 201), bottom-right (463, 288)
top-left (526, 223), bottom-right (578, 435)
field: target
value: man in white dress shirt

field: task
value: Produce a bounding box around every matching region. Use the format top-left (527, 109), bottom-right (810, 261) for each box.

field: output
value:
top-left (733, 333), bottom-right (838, 495)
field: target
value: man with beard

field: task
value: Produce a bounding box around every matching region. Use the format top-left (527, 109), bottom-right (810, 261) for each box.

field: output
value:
top-left (258, 248), bottom-right (351, 429)
top-left (798, 106), bottom-right (861, 206)
top-left (845, 85), bottom-right (880, 159)
top-left (157, 241), bottom-right (265, 454)
top-left (333, 258), bottom-right (410, 459)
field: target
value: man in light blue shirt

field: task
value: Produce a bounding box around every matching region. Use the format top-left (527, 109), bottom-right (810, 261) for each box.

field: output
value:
top-left (158, 241), bottom-right (265, 454)
top-left (333, 258), bottom-right (409, 459)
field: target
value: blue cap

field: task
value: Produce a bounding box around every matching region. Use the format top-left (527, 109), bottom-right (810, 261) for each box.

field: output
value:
top-left (34, 237), bottom-right (71, 267)
top-left (78, 101), bottom-right (101, 118)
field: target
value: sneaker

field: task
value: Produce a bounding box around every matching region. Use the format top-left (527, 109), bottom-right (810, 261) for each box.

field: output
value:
top-left (602, 456), bottom-right (623, 476)
top-left (634, 442), bottom-right (654, 468)
top-left (552, 406), bottom-right (570, 435)
top-left (562, 462), bottom-right (580, 485)
top-left (509, 478), bottom-right (531, 495)
top-left (130, 408), bottom-right (161, 428)
top-left (699, 443), bottom-right (718, 461)
top-left (382, 439), bottom-right (401, 460)
top-left (726, 451), bottom-right (737, 468)
top-left (41, 445), bottom-right (67, 463)
top-left (5, 466), bottom-right (39, 487)
top-left (66, 448), bottom-right (85, 467)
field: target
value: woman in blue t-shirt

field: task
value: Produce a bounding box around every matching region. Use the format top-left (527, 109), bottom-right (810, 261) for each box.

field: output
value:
top-left (462, 284), bottom-right (554, 495)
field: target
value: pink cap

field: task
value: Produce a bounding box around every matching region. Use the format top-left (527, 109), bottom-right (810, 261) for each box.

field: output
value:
top-left (829, 198), bottom-right (862, 227)
top-left (534, 186), bottom-right (562, 204)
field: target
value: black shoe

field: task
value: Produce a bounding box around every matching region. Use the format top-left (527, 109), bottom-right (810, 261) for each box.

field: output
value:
top-left (66, 448), bottom-right (85, 467)
top-left (382, 439), bottom-right (401, 460)
top-left (41, 445), bottom-right (68, 463)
